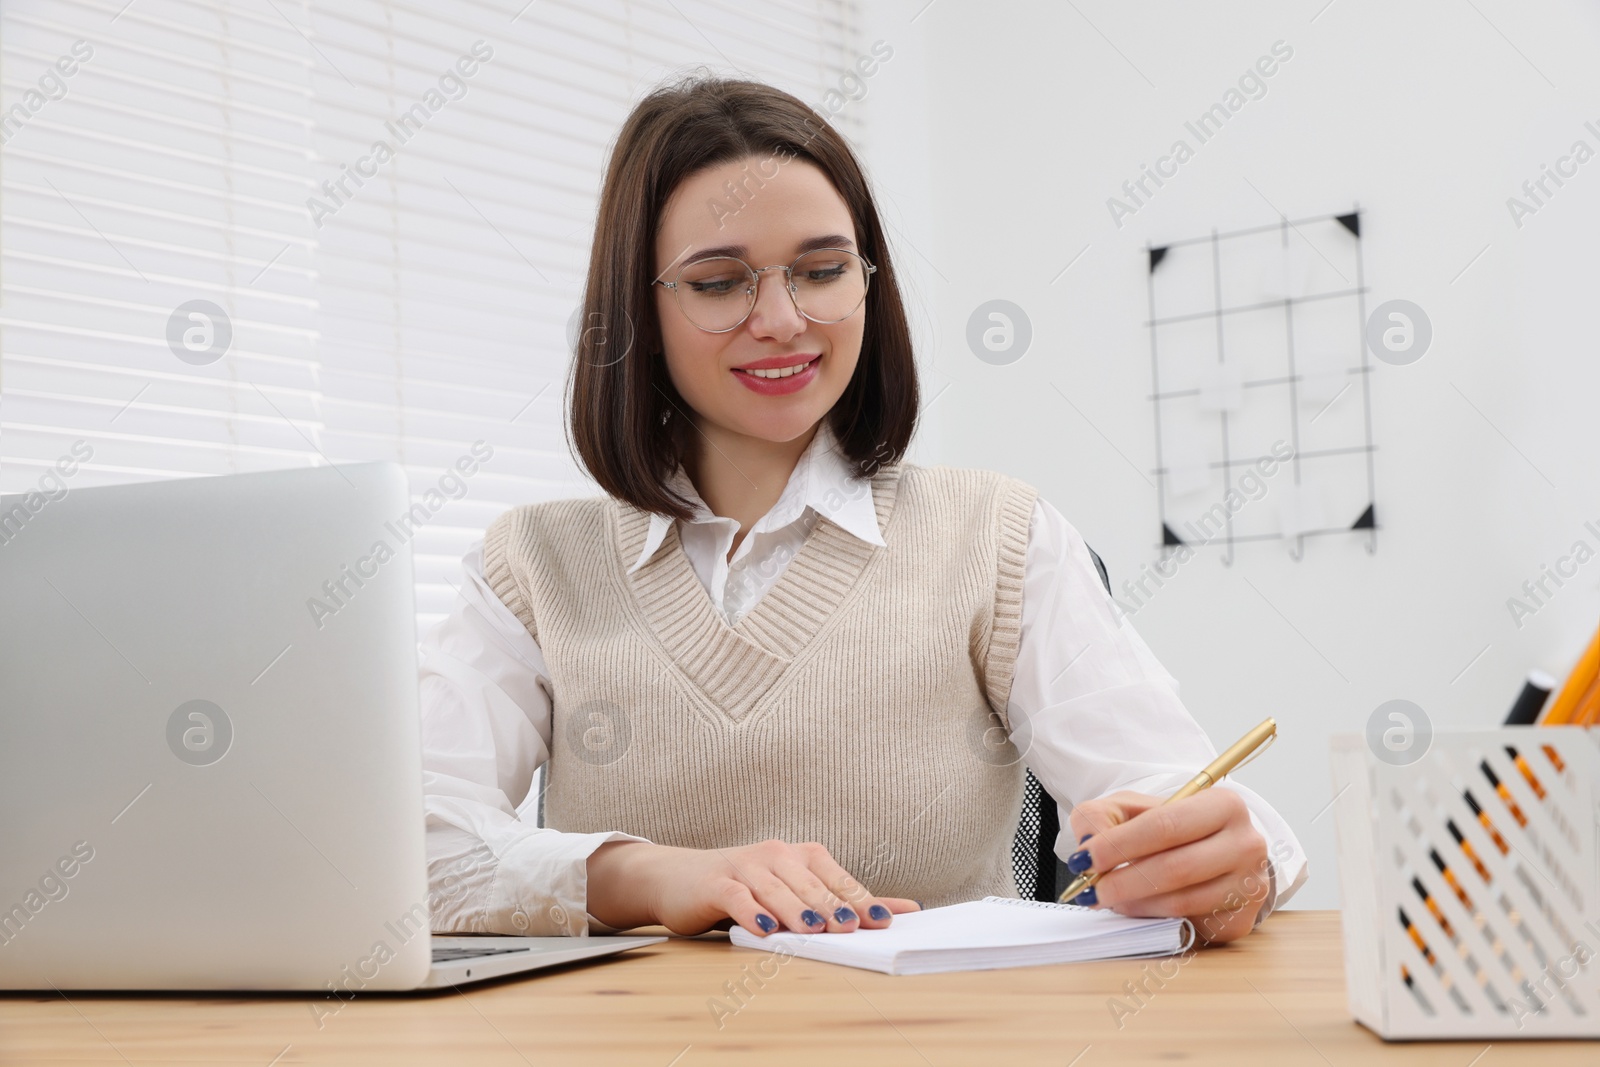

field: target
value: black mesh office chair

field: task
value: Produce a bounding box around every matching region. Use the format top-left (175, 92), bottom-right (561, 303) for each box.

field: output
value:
top-left (1010, 545), bottom-right (1112, 902)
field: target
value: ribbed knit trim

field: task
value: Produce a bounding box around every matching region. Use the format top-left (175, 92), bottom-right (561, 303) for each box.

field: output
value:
top-left (613, 463), bottom-right (903, 722)
top-left (483, 462), bottom-right (1030, 727)
top-left (982, 476), bottom-right (1039, 727)
top-left (483, 505), bottom-right (539, 641)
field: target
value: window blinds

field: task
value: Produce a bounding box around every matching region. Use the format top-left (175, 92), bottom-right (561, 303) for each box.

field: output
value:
top-left (1, 0), bottom-right (865, 631)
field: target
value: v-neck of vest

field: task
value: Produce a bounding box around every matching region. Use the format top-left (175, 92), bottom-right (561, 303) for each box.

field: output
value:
top-left (611, 462), bottom-right (903, 722)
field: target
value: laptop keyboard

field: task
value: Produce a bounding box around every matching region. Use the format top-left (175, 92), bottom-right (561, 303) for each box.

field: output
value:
top-left (432, 946), bottom-right (532, 963)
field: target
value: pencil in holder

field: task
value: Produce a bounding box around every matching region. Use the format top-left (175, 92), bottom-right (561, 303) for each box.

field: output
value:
top-left (1329, 727), bottom-right (1600, 1039)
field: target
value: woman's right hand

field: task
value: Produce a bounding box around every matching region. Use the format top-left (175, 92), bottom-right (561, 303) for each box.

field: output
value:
top-left (584, 839), bottom-right (922, 937)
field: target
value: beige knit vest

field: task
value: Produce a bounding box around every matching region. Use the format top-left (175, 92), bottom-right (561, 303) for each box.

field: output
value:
top-left (481, 462), bottom-right (1039, 906)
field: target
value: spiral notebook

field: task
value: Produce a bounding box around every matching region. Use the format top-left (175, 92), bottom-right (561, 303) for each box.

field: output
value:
top-left (728, 896), bottom-right (1196, 976)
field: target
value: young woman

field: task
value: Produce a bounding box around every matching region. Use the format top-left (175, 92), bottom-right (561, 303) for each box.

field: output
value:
top-left (419, 76), bottom-right (1306, 945)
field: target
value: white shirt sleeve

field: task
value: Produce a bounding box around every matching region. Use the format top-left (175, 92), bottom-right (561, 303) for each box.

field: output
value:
top-left (419, 541), bottom-right (648, 936)
top-left (1007, 497), bottom-right (1309, 924)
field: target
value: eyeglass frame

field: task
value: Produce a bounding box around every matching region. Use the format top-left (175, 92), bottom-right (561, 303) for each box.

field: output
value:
top-left (652, 247), bottom-right (878, 334)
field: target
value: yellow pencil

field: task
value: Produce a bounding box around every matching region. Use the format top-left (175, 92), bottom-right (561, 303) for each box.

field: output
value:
top-left (1504, 746), bottom-right (1548, 799)
top-left (1543, 627), bottom-right (1599, 724)
top-left (1572, 671), bottom-right (1600, 726)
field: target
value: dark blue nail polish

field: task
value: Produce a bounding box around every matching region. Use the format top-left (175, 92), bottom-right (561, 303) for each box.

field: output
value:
top-left (1078, 833), bottom-right (1094, 844)
top-left (801, 909), bottom-right (825, 928)
top-left (1071, 886), bottom-right (1098, 907)
top-left (755, 913), bottom-right (778, 933)
top-left (1067, 848), bottom-right (1094, 874)
top-left (868, 904), bottom-right (890, 921)
top-left (833, 907), bottom-right (857, 924)
top-left (914, 900), bottom-right (926, 910)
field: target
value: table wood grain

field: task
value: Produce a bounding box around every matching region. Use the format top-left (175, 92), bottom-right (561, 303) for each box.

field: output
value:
top-left (2, 911), bottom-right (1594, 1065)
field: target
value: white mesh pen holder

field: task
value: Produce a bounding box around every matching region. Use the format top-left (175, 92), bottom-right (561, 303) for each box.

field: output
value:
top-left (1329, 726), bottom-right (1600, 1040)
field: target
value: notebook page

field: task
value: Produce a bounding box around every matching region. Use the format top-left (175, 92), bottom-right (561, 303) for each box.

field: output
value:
top-left (729, 896), bottom-right (1191, 973)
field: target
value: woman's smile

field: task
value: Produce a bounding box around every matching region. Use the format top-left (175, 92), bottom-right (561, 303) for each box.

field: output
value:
top-left (731, 353), bottom-right (822, 394)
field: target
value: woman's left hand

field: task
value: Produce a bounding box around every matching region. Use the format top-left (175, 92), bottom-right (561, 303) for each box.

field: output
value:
top-left (1064, 788), bottom-right (1272, 944)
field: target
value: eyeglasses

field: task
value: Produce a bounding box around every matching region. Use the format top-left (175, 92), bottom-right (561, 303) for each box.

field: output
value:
top-left (654, 248), bottom-right (876, 333)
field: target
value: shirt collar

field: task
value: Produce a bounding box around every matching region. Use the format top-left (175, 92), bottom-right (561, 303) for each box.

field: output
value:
top-left (626, 421), bottom-right (886, 574)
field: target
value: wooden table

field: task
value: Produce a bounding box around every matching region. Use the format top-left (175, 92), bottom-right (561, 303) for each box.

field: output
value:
top-left (3, 911), bottom-right (1594, 1065)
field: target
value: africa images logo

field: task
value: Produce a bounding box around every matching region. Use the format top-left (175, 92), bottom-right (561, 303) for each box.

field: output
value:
top-left (305, 441), bottom-right (493, 630)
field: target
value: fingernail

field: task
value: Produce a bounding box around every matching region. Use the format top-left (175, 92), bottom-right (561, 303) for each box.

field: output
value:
top-left (755, 913), bottom-right (778, 933)
top-left (1067, 848), bottom-right (1094, 874)
top-left (1071, 886), bottom-right (1098, 907)
top-left (914, 900), bottom-right (926, 910)
top-left (1078, 833), bottom-right (1094, 844)
top-left (868, 904), bottom-right (890, 921)
top-left (801, 909), bottom-right (825, 928)
top-left (833, 907), bottom-right (857, 924)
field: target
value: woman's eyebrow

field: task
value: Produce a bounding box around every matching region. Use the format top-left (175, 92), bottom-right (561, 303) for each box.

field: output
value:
top-left (680, 234), bottom-right (856, 266)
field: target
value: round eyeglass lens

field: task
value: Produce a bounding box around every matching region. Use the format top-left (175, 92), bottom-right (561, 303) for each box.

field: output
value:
top-left (671, 249), bottom-right (870, 331)
top-left (788, 248), bottom-right (870, 325)
top-left (673, 257), bottom-right (756, 332)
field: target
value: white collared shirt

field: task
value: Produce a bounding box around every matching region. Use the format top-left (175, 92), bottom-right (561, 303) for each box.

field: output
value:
top-left (627, 424), bottom-right (885, 624)
top-left (419, 425), bottom-right (1308, 935)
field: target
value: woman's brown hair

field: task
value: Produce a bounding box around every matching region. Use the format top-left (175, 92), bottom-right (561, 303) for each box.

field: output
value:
top-left (567, 73), bottom-right (919, 521)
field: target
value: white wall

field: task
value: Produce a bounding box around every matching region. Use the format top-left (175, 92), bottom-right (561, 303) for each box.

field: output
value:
top-left (857, 0), bottom-right (1600, 908)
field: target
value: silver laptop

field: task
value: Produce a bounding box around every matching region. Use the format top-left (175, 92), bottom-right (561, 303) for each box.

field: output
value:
top-left (0, 462), bottom-right (662, 990)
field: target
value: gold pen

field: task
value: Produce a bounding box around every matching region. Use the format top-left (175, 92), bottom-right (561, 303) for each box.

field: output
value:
top-left (1058, 717), bottom-right (1279, 904)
